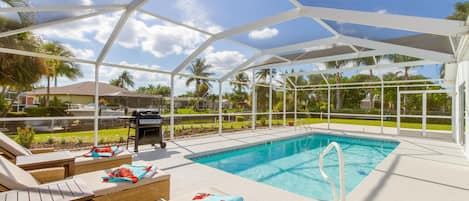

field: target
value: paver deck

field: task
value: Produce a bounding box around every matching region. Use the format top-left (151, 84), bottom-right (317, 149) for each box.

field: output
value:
top-left (131, 123), bottom-right (469, 201)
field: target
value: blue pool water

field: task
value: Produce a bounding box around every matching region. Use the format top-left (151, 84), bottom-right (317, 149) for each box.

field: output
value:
top-left (191, 134), bottom-right (399, 200)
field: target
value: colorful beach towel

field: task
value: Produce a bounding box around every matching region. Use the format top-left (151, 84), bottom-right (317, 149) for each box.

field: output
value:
top-left (102, 164), bottom-right (152, 183)
top-left (83, 145), bottom-right (122, 157)
top-left (192, 193), bottom-right (243, 201)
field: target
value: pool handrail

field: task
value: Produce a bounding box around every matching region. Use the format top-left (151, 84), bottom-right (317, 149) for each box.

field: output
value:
top-left (319, 141), bottom-right (346, 201)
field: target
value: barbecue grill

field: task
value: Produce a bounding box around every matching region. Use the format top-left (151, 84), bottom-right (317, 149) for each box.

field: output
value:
top-left (126, 109), bottom-right (166, 152)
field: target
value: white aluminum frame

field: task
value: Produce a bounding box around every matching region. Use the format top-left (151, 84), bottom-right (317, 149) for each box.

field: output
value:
top-left (0, 0), bottom-right (463, 144)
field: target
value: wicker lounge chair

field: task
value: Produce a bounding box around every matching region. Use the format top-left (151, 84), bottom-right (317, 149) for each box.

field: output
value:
top-left (0, 131), bottom-right (132, 175)
top-left (0, 156), bottom-right (170, 201)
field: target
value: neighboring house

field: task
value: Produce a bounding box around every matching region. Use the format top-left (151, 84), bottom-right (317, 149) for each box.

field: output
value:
top-left (25, 81), bottom-right (163, 109)
top-left (360, 94), bottom-right (379, 110)
top-left (0, 88), bottom-right (35, 112)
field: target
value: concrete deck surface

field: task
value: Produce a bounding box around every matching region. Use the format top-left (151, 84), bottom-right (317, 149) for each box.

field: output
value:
top-left (131, 123), bottom-right (469, 201)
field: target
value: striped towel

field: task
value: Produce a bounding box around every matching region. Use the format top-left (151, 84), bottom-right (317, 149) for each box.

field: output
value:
top-left (83, 145), bottom-right (123, 157)
top-left (102, 164), bottom-right (152, 183)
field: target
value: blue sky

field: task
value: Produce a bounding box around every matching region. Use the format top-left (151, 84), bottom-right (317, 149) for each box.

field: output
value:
top-left (0, 0), bottom-right (460, 95)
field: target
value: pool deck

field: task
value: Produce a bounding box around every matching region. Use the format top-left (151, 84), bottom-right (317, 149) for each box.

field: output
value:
top-left (132, 123), bottom-right (469, 201)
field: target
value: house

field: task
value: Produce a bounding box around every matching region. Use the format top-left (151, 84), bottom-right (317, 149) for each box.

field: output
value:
top-left (25, 81), bottom-right (163, 109)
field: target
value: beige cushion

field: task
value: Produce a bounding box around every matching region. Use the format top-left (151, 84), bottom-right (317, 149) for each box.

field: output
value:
top-left (72, 165), bottom-right (169, 196)
top-left (0, 155), bottom-right (39, 190)
top-left (0, 131), bottom-right (32, 157)
top-left (73, 149), bottom-right (132, 165)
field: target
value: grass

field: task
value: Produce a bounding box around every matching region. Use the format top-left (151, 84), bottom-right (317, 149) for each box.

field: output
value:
top-left (15, 118), bottom-right (450, 144)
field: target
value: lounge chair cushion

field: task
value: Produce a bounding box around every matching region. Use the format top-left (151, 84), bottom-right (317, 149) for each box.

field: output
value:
top-left (0, 155), bottom-right (39, 190)
top-left (0, 131), bottom-right (32, 157)
top-left (72, 166), bottom-right (169, 196)
top-left (73, 149), bottom-right (132, 166)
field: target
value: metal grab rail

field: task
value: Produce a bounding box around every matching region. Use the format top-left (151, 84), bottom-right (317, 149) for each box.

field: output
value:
top-left (319, 142), bottom-right (346, 201)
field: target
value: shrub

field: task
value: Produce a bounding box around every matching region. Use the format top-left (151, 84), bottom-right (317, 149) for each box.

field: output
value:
top-left (0, 96), bottom-right (7, 113)
top-left (60, 138), bottom-right (66, 145)
top-left (119, 136), bottom-right (125, 143)
top-left (260, 117), bottom-right (266, 126)
top-left (46, 137), bottom-right (55, 144)
top-left (235, 116), bottom-right (245, 122)
top-left (16, 126), bottom-right (35, 148)
top-left (24, 106), bottom-right (67, 117)
top-left (99, 138), bottom-right (105, 145)
top-left (77, 138), bottom-right (83, 145)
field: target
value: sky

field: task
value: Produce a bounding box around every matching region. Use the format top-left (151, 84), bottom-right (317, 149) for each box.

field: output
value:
top-left (0, 0), bottom-right (461, 95)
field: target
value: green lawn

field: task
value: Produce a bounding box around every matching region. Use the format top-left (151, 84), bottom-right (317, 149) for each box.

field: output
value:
top-left (18, 118), bottom-right (451, 144)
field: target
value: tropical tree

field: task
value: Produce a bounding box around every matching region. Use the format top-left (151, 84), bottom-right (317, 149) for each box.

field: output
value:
top-left (185, 58), bottom-right (214, 97)
top-left (354, 57), bottom-right (380, 110)
top-left (0, 16), bottom-right (47, 115)
top-left (41, 41), bottom-right (81, 106)
top-left (447, 1), bottom-right (469, 20)
top-left (137, 84), bottom-right (171, 96)
top-left (110, 70), bottom-right (134, 89)
top-left (324, 60), bottom-right (351, 111)
top-left (255, 68), bottom-right (277, 82)
top-left (386, 54), bottom-right (420, 114)
top-left (230, 72), bottom-right (249, 93)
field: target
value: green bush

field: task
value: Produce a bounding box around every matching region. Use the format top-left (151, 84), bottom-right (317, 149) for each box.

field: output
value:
top-left (235, 116), bottom-right (245, 122)
top-left (24, 106), bottom-right (67, 117)
top-left (0, 96), bottom-right (8, 113)
top-left (260, 117), bottom-right (266, 126)
top-left (16, 126), bottom-right (35, 148)
top-left (60, 138), bottom-right (66, 145)
top-left (77, 138), bottom-right (84, 145)
top-left (6, 112), bottom-right (29, 117)
top-left (46, 137), bottom-right (55, 144)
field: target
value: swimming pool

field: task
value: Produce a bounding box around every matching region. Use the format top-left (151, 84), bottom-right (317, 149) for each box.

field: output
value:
top-left (191, 133), bottom-right (399, 200)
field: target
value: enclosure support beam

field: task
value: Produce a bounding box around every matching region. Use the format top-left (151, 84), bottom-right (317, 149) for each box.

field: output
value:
top-left (283, 76), bottom-right (287, 127)
top-left (397, 86), bottom-right (401, 135)
top-left (170, 75), bottom-right (175, 140)
top-left (269, 68), bottom-right (273, 129)
top-left (327, 86), bottom-right (331, 130)
top-left (422, 92), bottom-right (427, 137)
top-left (380, 79), bottom-right (384, 134)
top-left (452, 94), bottom-right (457, 141)
top-left (93, 65), bottom-right (100, 146)
top-left (320, 73), bottom-right (330, 130)
top-left (218, 81), bottom-right (223, 135)
top-left (252, 70), bottom-right (257, 130)
top-left (294, 86), bottom-right (298, 127)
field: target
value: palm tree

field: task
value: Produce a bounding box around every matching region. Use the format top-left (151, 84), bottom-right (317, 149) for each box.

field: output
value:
top-left (256, 68), bottom-right (277, 82)
top-left (354, 57), bottom-right (378, 110)
top-left (324, 60), bottom-right (351, 110)
top-left (387, 54), bottom-right (419, 114)
top-left (42, 41), bottom-right (81, 106)
top-left (447, 1), bottom-right (469, 20)
top-left (185, 58), bottom-right (214, 97)
top-left (231, 72), bottom-right (249, 93)
top-left (110, 71), bottom-right (134, 89)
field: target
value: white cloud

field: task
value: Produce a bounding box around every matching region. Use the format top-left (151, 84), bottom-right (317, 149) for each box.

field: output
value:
top-left (34, 12), bottom-right (120, 43)
top-left (248, 27), bottom-right (279, 40)
top-left (376, 9), bottom-right (388, 14)
top-left (62, 44), bottom-right (95, 60)
top-left (204, 50), bottom-right (247, 74)
top-left (174, 0), bottom-right (223, 33)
